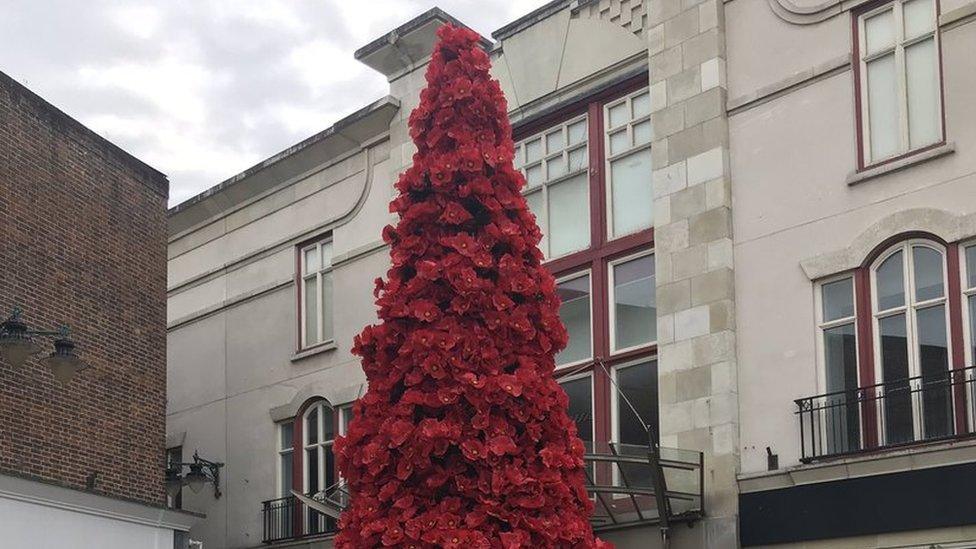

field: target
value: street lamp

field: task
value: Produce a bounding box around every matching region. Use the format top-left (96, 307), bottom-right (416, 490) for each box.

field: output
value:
top-left (0, 309), bottom-right (87, 382)
top-left (166, 451), bottom-right (224, 499)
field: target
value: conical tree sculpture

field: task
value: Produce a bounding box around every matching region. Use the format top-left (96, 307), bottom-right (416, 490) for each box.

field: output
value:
top-left (334, 24), bottom-right (610, 548)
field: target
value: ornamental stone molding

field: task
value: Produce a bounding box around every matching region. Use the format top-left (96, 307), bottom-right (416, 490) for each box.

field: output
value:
top-left (767, 0), bottom-right (875, 25)
top-left (576, 0), bottom-right (649, 38)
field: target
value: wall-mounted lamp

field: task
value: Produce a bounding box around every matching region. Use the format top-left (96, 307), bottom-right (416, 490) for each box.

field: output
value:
top-left (166, 451), bottom-right (224, 499)
top-left (0, 308), bottom-right (87, 383)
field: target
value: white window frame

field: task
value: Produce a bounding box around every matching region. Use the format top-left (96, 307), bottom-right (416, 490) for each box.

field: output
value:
top-left (870, 239), bottom-right (954, 443)
top-left (515, 114), bottom-right (590, 260)
top-left (608, 249), bottom-right (657, 355)
top-left (856, 0), bottom-right (943, 166)
top-left (300, 238), bottom-right (334, 349)
top-left (604, 87), bottom-right (653, 239)
top-left (276, 422), bottom-right (294, 499)
top-left (555, 270), bottom-right (594, 371)
top-left (302, 401), bottom-right (337, 533)
top-left (959, 242), bottom-right (976, 431)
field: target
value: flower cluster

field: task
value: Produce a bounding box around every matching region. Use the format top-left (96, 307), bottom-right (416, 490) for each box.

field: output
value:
top-left (335, 24), bottom-right (610, 548)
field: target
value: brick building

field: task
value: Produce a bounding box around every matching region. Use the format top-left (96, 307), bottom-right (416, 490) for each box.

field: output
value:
top-left (0, 70), bottom-right (196, 547)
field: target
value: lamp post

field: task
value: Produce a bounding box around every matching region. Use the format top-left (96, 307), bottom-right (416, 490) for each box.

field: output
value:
top-left (0, 308), bottom-right (87, 383)
top-left (166, 451), bottom-right (224, 500)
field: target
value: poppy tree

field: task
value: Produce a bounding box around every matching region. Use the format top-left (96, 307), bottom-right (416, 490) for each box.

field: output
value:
top-left (334, 24), bottom-right (609, 548)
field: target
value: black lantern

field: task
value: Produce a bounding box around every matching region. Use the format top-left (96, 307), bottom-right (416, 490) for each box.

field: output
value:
top-left (167, 451), bottom-right (223, 499)
top-left (0, 309), bottom-right (87, 382)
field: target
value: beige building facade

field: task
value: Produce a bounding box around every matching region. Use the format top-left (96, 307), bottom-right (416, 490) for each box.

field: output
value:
top-left (166, 1), bottom-right (976, 547)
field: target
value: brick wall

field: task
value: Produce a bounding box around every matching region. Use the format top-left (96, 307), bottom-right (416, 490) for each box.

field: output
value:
top-left (0, 70), bottom-right (169, 506)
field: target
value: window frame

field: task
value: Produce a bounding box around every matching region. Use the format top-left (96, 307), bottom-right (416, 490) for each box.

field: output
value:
top-left (555, 269), bottom-right (595, 369)
top-left (608, 248), bottom-right (658, 356)
top-left (296, 236), bottom-right (335, 351)
top-left (815, 273), bottom-right (862, 392)
top-left (853, 0), bottom-right (946, 171)
top-left (603, 88), bottom-right (654, 240)
top-left (276, 422), bottom-right (294, 499)
top-left (959, 242), bottom-right (976, 430)
top-left (166, 446), bottom-right (183, 510)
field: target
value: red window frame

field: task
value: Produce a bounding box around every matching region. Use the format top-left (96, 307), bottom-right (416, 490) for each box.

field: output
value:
top-left (851, 0), bottom-right (947, 172)
top-left (513, 73), bottom-right (659, 451)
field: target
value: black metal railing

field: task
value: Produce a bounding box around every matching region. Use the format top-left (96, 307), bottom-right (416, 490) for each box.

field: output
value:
top-left (796, 366), bottom-right (976, 462)
top-left (261, 492), bottom-right (337, 544)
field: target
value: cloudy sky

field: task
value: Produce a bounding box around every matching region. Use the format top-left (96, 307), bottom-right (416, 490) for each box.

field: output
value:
top-left (1, 1), bottom-right (550, 206)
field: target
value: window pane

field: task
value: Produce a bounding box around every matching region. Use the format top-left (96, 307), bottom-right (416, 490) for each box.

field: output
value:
top-left (879, 314), bottom-right (913, 444)
top-left (633, 120), bottom-right (652, 146)
top-left (556, 275), bottom-right (591, 366)
top-left (560, 377), bottom-right (593, 445)
top-left (321, 242), bottom-right (333, 269)
top-left (568, 120), bottom-right (587, 145)
top-left (548, 174), bottom-right (590, 257)
top-left (822, 277), bottom-right (855, 322)
top-left (568, 146), bottom-right (587, 172)
top-left (916, 305), bottom-right (952, 439)
top-left (280, 453), bottom-right (293, 497)
top-left (526, 139), bottom-right (543, 163)
top-left (305, 448), bottom-right (319, 492)
top-left (904, 0), bottom-right (935, 38)
top-left (525, 190), bottom-right (543, 229)
top-left (865, 10), bottom-right (894, 55)
top-left (968, 246), bottom-right (976, 289)
top-left (546, 130), bottom-right (564, 153)
top-left (304, 247), bottom-right (318, 274)
top-left (608, 102), bottom-right (628, 128)
top-left (321, 405), bottom-right (335, 441)
top-left (609, 130), bottom-right (629, 156)
top-left (906, 38), bottom-right (941, 149)
top-left (610, 148), bottom-right (654, 237)
top-left (304, 277), bottom-right (318, 346)
top-left (321, 271), bottom-right (334, 342)
top-left (912, 245), bottom-right (944, 302)
top-left (306, 407), bottom-right (319, 445)
top-left (823, 323), bottom-right (860, 454)
top-left (632, 92), bottom-right (651, 118)
top-left (614, 255), bottom-right (656, 349)
top-left (867, 53), bottom-right (900, 161)
top-left (876, 250), bottom-right (905, 311)
top-left (547, 155), bottom-right (566, 179)
top-left (969, 295), bottom-right (976, 360)
top-left (525, 164), bottom-right (543, 187)
top-left (616, 360), bottom-right (658, 445)
top-left (513, 145), bottom-right (523, 169)
top-left (280, 423), bottom-right (294, 450)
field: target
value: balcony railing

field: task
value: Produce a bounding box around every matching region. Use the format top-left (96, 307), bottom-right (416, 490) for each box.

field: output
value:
top-left (261, 491), bottom-right (338, 544)
top-left (796, 366), bottom-right (976, 462)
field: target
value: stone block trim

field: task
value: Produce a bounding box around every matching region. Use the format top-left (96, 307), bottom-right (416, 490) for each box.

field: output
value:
top-left (578, 0), bottom-right (650, 38)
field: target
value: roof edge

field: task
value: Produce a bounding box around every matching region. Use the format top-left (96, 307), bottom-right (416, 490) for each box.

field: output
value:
top-left (492, 0), bottom-right (576, 41)
top-left (354, 7), bottom-right (492, 63)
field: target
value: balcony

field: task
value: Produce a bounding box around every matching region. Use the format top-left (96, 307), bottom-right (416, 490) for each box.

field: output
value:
top-left (261, 487), bottom-right (347, 544)
top-left (795, 366), bottom-right (976, 462)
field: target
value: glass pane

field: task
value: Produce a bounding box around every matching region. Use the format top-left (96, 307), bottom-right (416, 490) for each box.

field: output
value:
top-left (614, 255), bottom-right (656, 349)
top-left (609, 130), bottom-right (629, 156)
top-left (525, 139), bottom-right (543, 163)
top-left (967, 246), bottom-right (976, 289)
top-left (525, 190), bottom-right (543, 229)
top-left (633, 120), bottom-right (652, 146)
top-left (280, 423), bottom-right (294, 450)
top-left (321, 272), bottom-right (334, 342)
top-left (632, 91), bottom-right (651, 118)
top-left (916, 305), bottom-right (952, 439)
top-left (304, 277), bottom-right (318, 346)
top-left (616, 360), bottom-right (658, 445)
top-left (568, 120), bottom-right (587, 145)
top-left (561, 377), bottom-right (593, 444)
top-left (822, 277), bottom-right (855, 322)
top-left (608, 102), bottom-right (629, 128)
top-left (280, 453), bottom-right (293, 497)
top-left (306, 407), bottom-right (319, 445)
top-left (912, 245), bottom-right (944, 302)
top-left (610, 148), bottom-right (654, 237)
top-left (513, 145), bottom-right (523, 169)
top-left (904, 0), bottom-right (935, 38)
top-left (865, 10), bottom-right (895, 55)
top-left (568, 146), bottom-right (588, 172)
top-left (969, 295), bottom-right (976, 360)
top-left (525, 164), bottom-right (543, 187)
top-left (879, 314), bottom-right (913, 444)
top-left (547, 155), bottom-right (566, 179)
top-left (876, 250), bottom-right (905, 311)
top-left (320, 242), bottom-right (333, 269)
top-left (548, 174), bottom-right (590, 257)
top-left (304, 247), bottom-right (318, 274)
top-left (546, 130), bottom-right (564, 153)
top-left (321, 405), bottom-right (335, 441)
top-left (306, 448), bottom-right (319, 492)
top-left (823, 323), bottom-right (861, 455)
top-left (867, 53), bottom-right (900, 161)
top-left (325, 446), bottom-right (336, 488)
top-left (341, 407), bottom-right (353, 434)
top-left (906, 38), bottom-right (941, 149)
top-left (556, 275), bottom-right (592, 366)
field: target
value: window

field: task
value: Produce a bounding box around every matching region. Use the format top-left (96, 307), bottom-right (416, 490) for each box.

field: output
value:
top-left (303, 401), bottom-right (337, 534)
top-left (277, 422), bottom-right (294, 499)
top-left (515, 76), bottom-right (658, 461)
top-left (856, 0), bottom-right (943, 167)
top-left (963, 245), bottom-right (976, 366)
top-left (816, 276), bottom-right (861, 454)
top-left (515, 115), bottom-right (590, 259)
top-left (605, 89), bottom-right (653, 238)
top-left (166, 446), bottom-right (183, 509)
top-left (611, 358), bottom-right (659, 486)
top-left (299, 238), bottom-right (334, 349)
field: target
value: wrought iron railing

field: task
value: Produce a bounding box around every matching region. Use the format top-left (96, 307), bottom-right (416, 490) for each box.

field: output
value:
top-left (795, 366), bottom-right (976, 462)
top-left (261, 491), bottom-right (337, 544)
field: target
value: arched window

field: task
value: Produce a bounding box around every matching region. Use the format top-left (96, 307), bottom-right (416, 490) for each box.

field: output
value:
top-left (871, 240), bottom-right (953, 445)
top-left (302, 400), bottom-right (337, 534)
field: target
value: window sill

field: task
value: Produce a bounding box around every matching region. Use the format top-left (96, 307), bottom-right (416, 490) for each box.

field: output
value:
top-left (847, 142), bottom-right (955, 186)
top-left (290, 342), bottom-right (337, 363)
